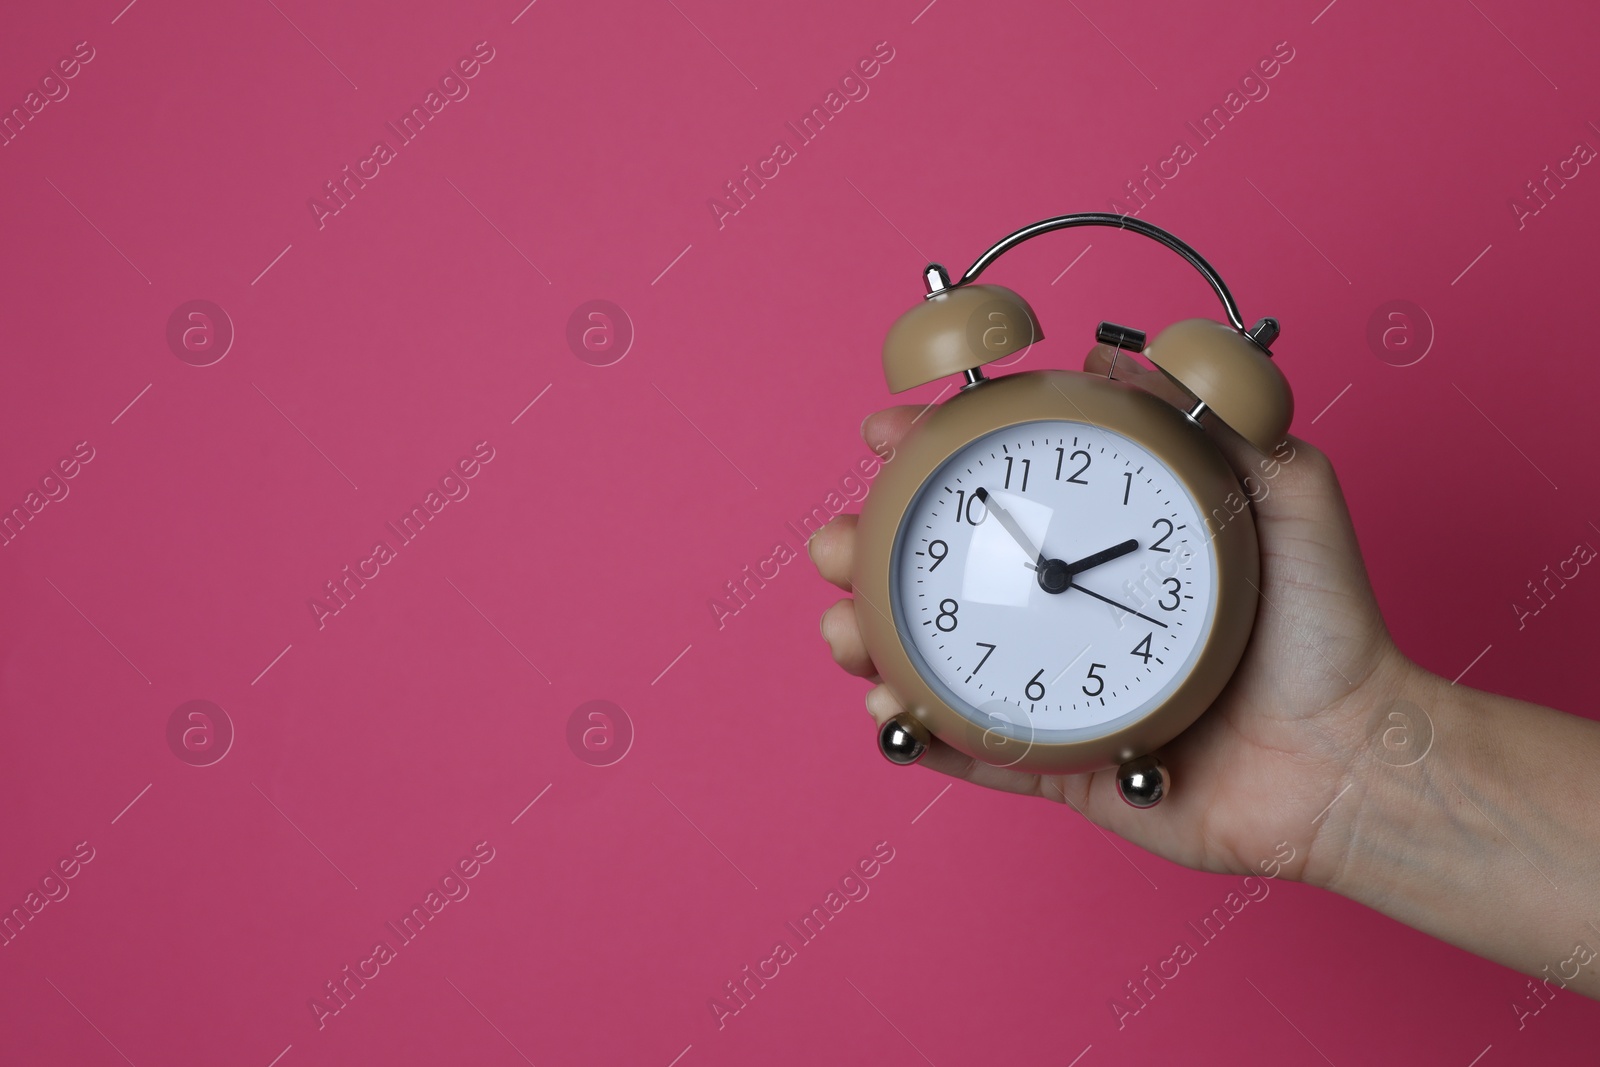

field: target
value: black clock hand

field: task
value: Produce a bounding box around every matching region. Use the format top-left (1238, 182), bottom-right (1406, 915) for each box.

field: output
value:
top-left (1068, 582), bottom-right (1170, 629)
top-left (973, 487), bottom-right (1046, 568)
top-left (1064, 538), bottom-right (1139, 576)
top-left (1035, 539), bottom-right (1138, 595)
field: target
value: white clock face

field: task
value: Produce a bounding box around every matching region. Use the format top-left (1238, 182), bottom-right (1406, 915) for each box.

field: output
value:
top-left (891, 419), bottom-right (1218, 742)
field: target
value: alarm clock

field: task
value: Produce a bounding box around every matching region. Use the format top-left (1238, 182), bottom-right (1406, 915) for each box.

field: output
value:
top-left (850, 213), bottom-right (1292, 808)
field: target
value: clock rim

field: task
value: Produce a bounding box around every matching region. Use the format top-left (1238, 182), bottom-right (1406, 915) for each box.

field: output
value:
top-left (891, 416), bottom-right (1221, 745)
top-left (852, 369), bottom-right (1260, 775)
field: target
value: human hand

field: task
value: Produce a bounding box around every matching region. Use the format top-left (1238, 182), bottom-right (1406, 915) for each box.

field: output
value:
top-left (810, 345), bottom-right (1416, 888)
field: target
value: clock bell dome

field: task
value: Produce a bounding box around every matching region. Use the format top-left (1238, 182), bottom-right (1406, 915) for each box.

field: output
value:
top-left (881, 265), bottom-right (1042, 393)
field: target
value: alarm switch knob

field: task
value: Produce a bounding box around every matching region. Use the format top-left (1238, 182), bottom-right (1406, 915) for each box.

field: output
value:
top-left (1247, 316), bottom-right (1281, 350)
top-left (1142, 318), bottom-right (1293, 454)
top-left (1095, 321), bottom-right (1147, 352)
top-left (882, 280), bottom-right (1043, 393)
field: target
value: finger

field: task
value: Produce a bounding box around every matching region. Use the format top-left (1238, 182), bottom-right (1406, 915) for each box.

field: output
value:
top-left (1069, 738), bottom-right (1246, 872)
top-left (863, 684), bottom-right (1054, 798)
top-left (863, 680), bottom-right (1183, 830)
top-left (1081, 342), bottom-right (1115, 375)
top-left (863, 681), bottom-right (905, 723)
top-left (862, 405), bottom-right (926, 457)
top-left (808, 514), bottom-right (856, 590)
top-left (919, 739), bottom-right (1064, 798)
top-left (808, 407), bottom-right (922, 592)
top-left (820, 598), bottom-right (875, 677)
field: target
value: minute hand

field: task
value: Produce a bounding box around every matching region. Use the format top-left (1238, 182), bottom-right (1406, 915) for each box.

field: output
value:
top-left (973, 487), bottom-right (1045, 567)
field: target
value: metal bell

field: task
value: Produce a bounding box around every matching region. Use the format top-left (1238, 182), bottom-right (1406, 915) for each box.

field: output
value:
top-left (1117, 755), bottom-right (1168, 808)
top-left (880, 278), bottom-right (1042, 393)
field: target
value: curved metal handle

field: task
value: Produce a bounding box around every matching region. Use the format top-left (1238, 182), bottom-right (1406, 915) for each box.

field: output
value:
top-left (955, 213), bottom-right (1248, 332)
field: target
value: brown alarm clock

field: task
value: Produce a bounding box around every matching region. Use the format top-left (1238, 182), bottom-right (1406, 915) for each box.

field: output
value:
top-left (851, 214), bottom-right (1292, 807)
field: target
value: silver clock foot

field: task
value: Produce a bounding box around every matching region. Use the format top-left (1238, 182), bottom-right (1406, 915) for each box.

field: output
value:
top-left (878, 716), bottom-right (929, 766)
top-left (1116, 755), bottom-right (1168, 808)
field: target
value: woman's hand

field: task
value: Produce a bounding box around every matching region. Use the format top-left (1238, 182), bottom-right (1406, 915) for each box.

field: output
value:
top-left (809, 345), bottom-right (1416, 888)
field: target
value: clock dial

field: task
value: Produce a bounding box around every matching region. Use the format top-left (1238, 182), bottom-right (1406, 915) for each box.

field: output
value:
top-left (890, 419), bottom-right (1218, 739)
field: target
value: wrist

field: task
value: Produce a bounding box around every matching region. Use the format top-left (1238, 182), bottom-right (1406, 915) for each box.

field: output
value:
top-left (1298, 648), bottom-right (1600, 994)
top-left (1296, 643), bottom-right (1443, 894)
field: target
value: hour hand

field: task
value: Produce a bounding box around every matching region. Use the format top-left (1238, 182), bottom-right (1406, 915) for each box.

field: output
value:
top-left (973, 488), bottom-right (1045, 568)
top-left (1037, 538), bottom-right (1139, 596)
top-left (1065, 539), bottom-right (1138, 575)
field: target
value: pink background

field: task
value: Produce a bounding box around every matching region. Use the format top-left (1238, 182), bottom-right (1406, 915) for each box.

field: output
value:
top-left (3, 0), bottom-right (1598, 1063)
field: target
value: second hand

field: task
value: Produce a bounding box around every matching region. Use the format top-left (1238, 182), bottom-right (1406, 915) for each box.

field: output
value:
top-left (1068, 583), bottom-right (1169, 629)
